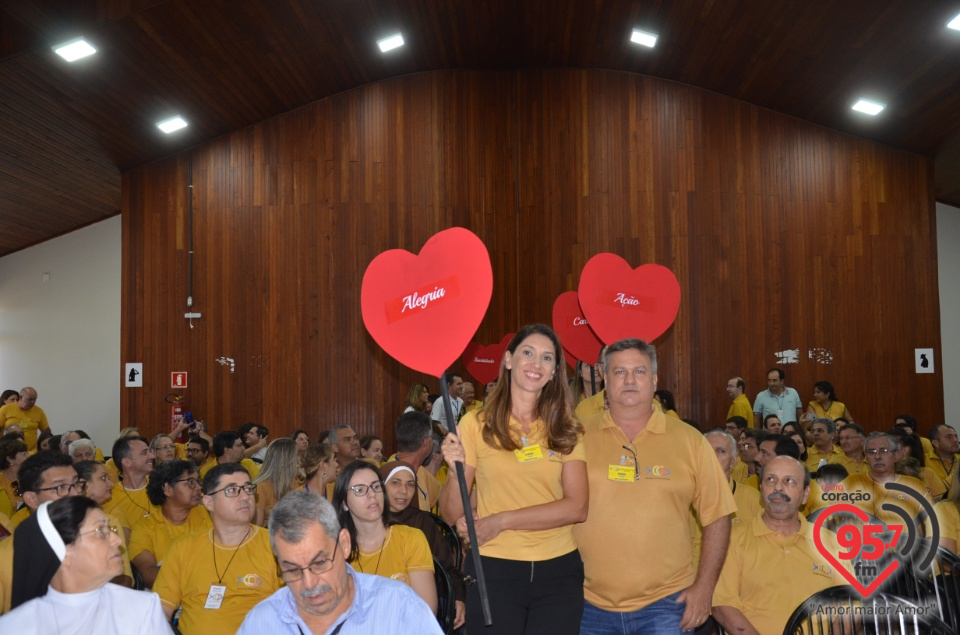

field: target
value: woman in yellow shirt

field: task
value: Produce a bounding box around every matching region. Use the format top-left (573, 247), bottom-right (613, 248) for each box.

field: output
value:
top-left (333, 460), bottom-right (437, 613)
top-left (252, 438), bottom-right (300, 526)
top-left (0, 438), bottom-right (28, 518)
top-left (806, 381), bottom-right (853, 422)
top-left (440, 324), bottom-right (588, 634)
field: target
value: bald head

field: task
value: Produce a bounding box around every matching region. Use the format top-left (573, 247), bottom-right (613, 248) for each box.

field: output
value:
top-left (18, 387), bottom-right (38, 410)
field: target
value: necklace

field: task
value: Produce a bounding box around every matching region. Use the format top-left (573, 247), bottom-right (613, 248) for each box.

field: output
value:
top-left (120, 480), bottom-right (152, 518)
top-left (357, 527), bottom-right (388, 576)
top-left (212, 525), bottom-right (252, 584)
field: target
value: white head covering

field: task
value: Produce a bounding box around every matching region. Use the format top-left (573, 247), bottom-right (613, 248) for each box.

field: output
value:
top-left (36, 501), bottom-right (67, 561)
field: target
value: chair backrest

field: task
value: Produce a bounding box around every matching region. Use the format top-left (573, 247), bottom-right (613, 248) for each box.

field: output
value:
top-left (427, 511), bottom-right (463, 569)
top-left (783, 585), bottom-right (953, 634)
top-left (433, 555), bottom-right (456, 634)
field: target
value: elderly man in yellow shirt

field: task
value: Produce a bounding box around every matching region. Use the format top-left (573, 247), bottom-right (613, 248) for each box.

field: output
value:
top-left (842, 432), bottom-right (930, 527)
top-left (829, 423), bottom-right (869, 475)
top-left (576, 339), bottom-right (735, 634)
top-left (805, 417), bottom-right (843, 472)
top-left (713, 456), bottom-right (851, 635)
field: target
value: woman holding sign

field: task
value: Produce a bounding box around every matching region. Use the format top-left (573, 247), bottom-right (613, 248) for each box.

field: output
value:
top-left (440, 324), bottom-right (588, 634)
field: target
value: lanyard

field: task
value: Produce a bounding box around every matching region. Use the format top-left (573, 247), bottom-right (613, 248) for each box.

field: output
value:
top-left (298, 623), bottom-right (344, 635)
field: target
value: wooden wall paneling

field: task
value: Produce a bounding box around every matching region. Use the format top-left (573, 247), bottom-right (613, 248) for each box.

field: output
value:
top-left (121, 69), bottom-right (943, 452)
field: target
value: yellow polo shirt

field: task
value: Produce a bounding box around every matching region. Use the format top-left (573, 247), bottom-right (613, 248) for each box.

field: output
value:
top-left (808, 401), bottom-right (847, 421)
top-left (0, 474), bottom-right (19, 519)
top-left (806, 445), bottom-right (843, 473)
top-left (727, 394), bottom-right (754, 428)
top-left (934, 500), bottom-right (960, 548)
top-left (713, 513), bottom-right (850, 635)
top-left (691, 479), bottom-right (762, 568)
top-left (199, 458), bottom-right (261, 481)
top-left (459, 410), bottom-right (585, 561)
top-left (842, 473), bottom-right (929, 527)
top-left (574, 408), bottom-right (736, 612)
top-left (0, 535), bottom-right (12, 613)
top-left (731, 459), bottom-right (750, 484)
top-left (0, 404), bottom-right (49, 452)
top-left (129, 505), bottom-right (213, 565)
top-left (829, 453), bottom-right (869, 475)
top-left (920, 467), bottom-right (947, 500)
top-left (926, 452), bottom-right (959, 486)
top-left (574, 389), bottom-right (605, 421)
top-left (351, 524), bottom-right (434, 584)
top-left (153, 525), bottom-right (282, 635)
top-left (103, 480), bottom-right (158, 530)
top-left (9, 505), bottom-right (30, 529)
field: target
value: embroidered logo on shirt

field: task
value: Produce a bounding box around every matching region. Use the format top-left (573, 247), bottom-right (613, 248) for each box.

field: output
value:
top-left (391, 573), bottom-right (410, 583)
top-left (812, 562), bottom-right (834, 577)
top-left (239, 573), bottom-right (264, 587)
top-left (645, 465), bottom-right (671, 478)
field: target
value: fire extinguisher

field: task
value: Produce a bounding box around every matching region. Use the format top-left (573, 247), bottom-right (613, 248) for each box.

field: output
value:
top-left (164, 393), bottom-right (192, 442)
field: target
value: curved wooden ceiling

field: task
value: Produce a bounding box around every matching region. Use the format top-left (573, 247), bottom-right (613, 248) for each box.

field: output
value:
top-left (2, 0), bottom-right (960, 255)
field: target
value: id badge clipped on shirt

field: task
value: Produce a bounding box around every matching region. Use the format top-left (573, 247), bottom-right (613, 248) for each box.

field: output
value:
top-left (514, 444), bottom-right (543, 463)
top-left (608, 465), bottom-right (635, 482)
top-left (204, 584), bottom-right (226, 609)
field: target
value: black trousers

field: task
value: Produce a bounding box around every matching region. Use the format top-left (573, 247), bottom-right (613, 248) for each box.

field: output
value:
top-left (465, 549), bottom-right (585, 634)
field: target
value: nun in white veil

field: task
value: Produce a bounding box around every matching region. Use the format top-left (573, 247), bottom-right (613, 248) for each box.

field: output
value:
top-left (0, 496), bottom-right (171, 633)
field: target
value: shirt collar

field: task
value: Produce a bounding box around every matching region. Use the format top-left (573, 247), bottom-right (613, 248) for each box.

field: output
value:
top-left (278, 564), bottom-right (365, 630)
top-left (751, 511), bottom-right (808, 538)
top-left (599, 405), bottom-right (665, 434)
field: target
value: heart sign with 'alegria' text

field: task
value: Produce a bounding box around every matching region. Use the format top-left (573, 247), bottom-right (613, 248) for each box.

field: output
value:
top-left (552, 291), bottom-right (605, 365)
top-left (577, 254), bottom-right (680, 344)
top-left (361, 228), bottom-right (493, 377)
top-left (462, 334), bottom-right (515, 385)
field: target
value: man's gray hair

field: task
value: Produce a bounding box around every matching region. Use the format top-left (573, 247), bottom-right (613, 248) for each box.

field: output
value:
top-left (603, 339), bottom-right (658, 374)
top-left (705, 429), bottom-right (738, 457)
top-left (811, 417), bottom-right (836, 434)
top-left (865, 431), bottom-right (898, 452)
top-left (327, 423), bottom-right (352, 446)
top-left (68, 438), bottom-right (96, 458)
top-left (760, 456), bottom-right (812, 489)
top-left (269, 490), bottom-right (342, 552)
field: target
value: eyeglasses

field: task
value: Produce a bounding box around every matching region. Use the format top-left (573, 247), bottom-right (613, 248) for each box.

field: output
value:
top-left (866, 448), bottom-right (893, 456)
top-left (79, 523), bottom-right (121, 541)
top-left (35, 479), bottom-right (86, 497)
top-left (278, 547), bottom-right (340, 582)
top-left (349, 481), bottom-right (384, 497)
top-left (207, 483), bottom-right (256, 497)
top-left (173, 477), bottom-right (202, 488)
top-left (186, 448), bottom-right (203, 454)
top-left (621, 445), bottom-right (641, 481)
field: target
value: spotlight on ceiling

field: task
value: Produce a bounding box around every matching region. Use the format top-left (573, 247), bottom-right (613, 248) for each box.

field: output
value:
top-left (157, 116), bottom-right (188, 134)
top-left (53, 37), bottom-right (97, 62)
top-left (851, 99), bottom-right (885, 116)
top-left (630, 29), bottom-right (658, 48)
top-left (948, 12), bottom-right (960, 30)
top-left (377, 33), bottom-right (405, 53)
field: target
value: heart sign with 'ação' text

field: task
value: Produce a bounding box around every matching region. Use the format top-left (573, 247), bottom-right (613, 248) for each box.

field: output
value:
top-left (552, 291), bottom-right (605, 365)
top-left (577, 254), bottom-right (680, 344)
top-left (462, 334), bottom-right (515, 385)
top-left (361, 228), bottom-right (493, 377)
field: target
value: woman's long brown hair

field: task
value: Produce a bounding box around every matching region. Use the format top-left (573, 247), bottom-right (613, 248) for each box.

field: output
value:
top-left (479, 324), bottom-right (582, 454)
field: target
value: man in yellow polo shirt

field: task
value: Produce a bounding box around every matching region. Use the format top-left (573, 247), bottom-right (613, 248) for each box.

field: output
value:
top-left (926, 424), bottom-right (959, 485)
top-left (153, 463), bottom-right (281, 634)
top-left (829, 423), bottom-right (869, 475)
top-left (725, 378), bottom-right (754, 427)
top-left (103, 436), bottom-right (158, 533)
top-left (575, 339), bottom-right (735, 634)
top-left (0, 387), bottom-right (49, 452)
top-left (713, 456), bottom-right (850, 634)
top-left (200, 431), bottom-right (261, 481)
top-left (806, 417), bottom-right (842, 472)
top-left (843, 432), bottom-right (930, 526)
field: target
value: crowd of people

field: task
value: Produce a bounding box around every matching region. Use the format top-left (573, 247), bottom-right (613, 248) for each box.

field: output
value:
top-left (0, 332), bottom-right (958, 634)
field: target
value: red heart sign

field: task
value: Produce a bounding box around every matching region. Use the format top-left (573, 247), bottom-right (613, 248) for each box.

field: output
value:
top-left (577, 254), bottom-right (680, 344)
top-left (462, 334), bottom-right (514, 385)
top-left (552, 292), bottom-right (604, 365)
top-left (812, 504), bottom-right (900, 597)
top-left (361, 228), bottom-right (493, 377)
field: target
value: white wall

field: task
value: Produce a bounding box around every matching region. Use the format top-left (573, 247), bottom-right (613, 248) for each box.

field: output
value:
top-left (939, 203), bottom-right (960, 426)
top-left (0, 216), bottom-right (121, 452)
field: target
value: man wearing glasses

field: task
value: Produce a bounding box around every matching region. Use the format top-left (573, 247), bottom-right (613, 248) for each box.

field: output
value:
top-left (130, 459), bottom-right (212, 588)
top-left (154, 463), bottom-right (281, 635)
top-left (238, 490), bottom-right (442, 634)
top-left (832, 423), bottom-right (869, 475)
top-left (0, 451), bottom-right (79, 612)
top-left (575, 339), bottom-right (735, 634)
top-left (841, 432), bottom-right (930, 527)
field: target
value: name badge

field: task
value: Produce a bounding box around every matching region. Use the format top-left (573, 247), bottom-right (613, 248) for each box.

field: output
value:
top-left (777, 409), bottom-right (784, 418)
top-left (608, 465), bottom-right (635, 482)
top-left (515, 444), bottom-right (543, 462)
top-left (204, 584), bottom-right (226, 609)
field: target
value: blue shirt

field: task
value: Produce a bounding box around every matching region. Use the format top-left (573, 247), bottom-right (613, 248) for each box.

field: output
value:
top-left (237, 564), bottom-right (443, 635)
top-left (752, 387), bottom-right (802, 422)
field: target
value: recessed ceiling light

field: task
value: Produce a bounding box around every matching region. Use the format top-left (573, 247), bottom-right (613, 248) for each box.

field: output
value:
top-left (53, 37), bottom-right (96, 62)
top-left (851, 99), bottom-right (885, 116)
top-left (948, 12), bottom-right (960, 30)
top-left (157, 116), bottom-right (188, 134)
top-left (630, 29), bottom-right (658, 48)
top-left (377, 33), bottom-right (404, 53)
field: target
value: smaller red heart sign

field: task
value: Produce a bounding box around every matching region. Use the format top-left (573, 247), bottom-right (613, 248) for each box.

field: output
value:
top-left (812, 503), bottom-right (900, 597)
top-left (578, 254), bottom-right (680, 344)
top-left (361, 228), bottom-right (493, 377)
top-left (462, 334), bottom-right (514, 385)
top-left (552, 291), bottom-right (604, 365)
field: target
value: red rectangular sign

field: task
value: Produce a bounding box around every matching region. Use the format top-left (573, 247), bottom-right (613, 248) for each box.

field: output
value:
top-left (171, 372), bottom-right (188, 388)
